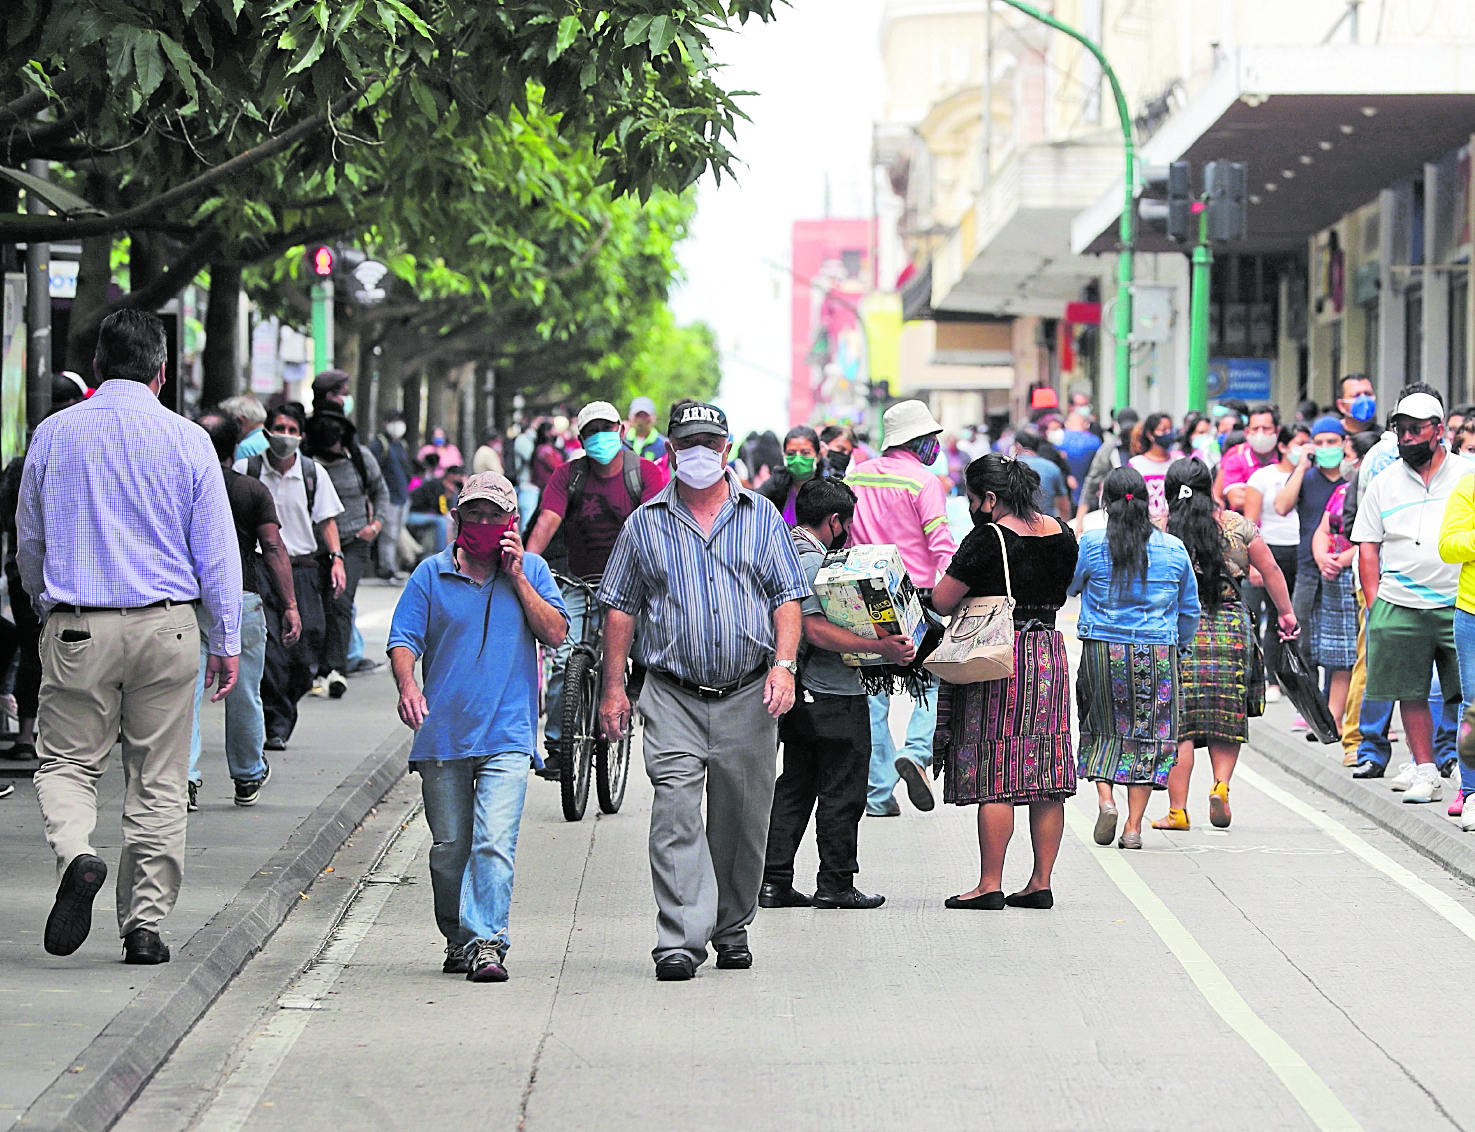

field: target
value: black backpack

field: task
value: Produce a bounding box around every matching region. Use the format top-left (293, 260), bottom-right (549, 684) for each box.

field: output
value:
top-left (246, 453), bottom-right (319, 514)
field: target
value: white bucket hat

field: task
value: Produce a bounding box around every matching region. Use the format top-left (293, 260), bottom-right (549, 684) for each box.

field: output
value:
top-left (882, 400), bottom-right (943, 449)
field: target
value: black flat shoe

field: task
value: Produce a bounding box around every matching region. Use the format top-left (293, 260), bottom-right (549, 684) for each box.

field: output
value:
top-left (811, 887), bottom-right (885, 909)
top-left (1352, 761), bottom-right (1385, 779)
top-left (655, 953), bottom-right (695, 981)
top-left (44, 853), bottom-right (107, 955)
top-left (122, 927), bottom-right (170, 965)
top-left (758, 882), bottom-right (811, 908)
top-left (264, 735), bottom-right (287, 752)
top-left (1004, 888), bottom-right (1054, 909)
top-left (944, 891), bottom-right (1005, 910)
top-left (714, 944), bottom-right (752, 970)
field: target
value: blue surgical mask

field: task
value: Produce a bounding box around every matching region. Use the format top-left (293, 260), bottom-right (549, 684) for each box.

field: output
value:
top-left (583, 431), bottom-right (622, 465)
top-left (1349, 393), bottom-right (1377, 423)
top-left (340, 394), bottom-right (354, 418)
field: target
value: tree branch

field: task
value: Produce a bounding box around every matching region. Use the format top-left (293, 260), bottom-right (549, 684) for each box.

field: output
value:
top-left (0, 74), bottom-right (78, 127)
top-left (109, 229), bottom-right (222, 314)
top-left (548, 213), bottom-right (614, 279)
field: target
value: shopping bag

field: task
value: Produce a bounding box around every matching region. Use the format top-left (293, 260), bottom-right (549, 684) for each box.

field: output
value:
top-left (1272, 645), bottom-right (1340, 743)
top-left (924, 525), bottom-right (1015, 685)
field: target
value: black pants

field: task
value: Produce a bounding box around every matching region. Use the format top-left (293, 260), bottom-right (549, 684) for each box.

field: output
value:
top-left (4, 559), bottom-right (40, 719)
top-left (1245, 542), bottom-right (1298, 685)
top-left (320, 539), bottom-right (370, 675)
top-left (763, 689), bottom-right (870, 893)
top-left (261, 560), bottom-right (326, 742)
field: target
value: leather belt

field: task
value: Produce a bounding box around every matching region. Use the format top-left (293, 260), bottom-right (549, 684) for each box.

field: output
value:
top-left (652, 663), bottom-right (768, 700)
top-left (53, 598), bottom-right (198, 615)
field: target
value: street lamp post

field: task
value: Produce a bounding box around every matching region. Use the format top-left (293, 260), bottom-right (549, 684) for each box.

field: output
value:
top-left (994, 0), bottom-right (1135, 414)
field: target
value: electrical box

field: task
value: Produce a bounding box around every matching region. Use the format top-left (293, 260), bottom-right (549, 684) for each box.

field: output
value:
top-left (1131, 282), bottom-right (1175, 343)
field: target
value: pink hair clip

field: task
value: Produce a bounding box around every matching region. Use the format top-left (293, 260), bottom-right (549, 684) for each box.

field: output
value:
top-left (1124, 492), bottom-right (1134, 500)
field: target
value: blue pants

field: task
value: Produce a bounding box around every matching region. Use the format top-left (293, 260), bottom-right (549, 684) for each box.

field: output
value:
top-left (866, 685), bottom-right (936, 812)
top-left (1451, 610), bottom-right (1475, 796)
top-left (542, 585), bottom-right (592, 751)
top-left (406, 512), bottom-right (450, 554)
top-left (1356, 666), bottom-right (1459, 776)
top-left (348, 602), bottom-right (364, 665)
top-left (416, 752), bottom-right (530, 949)
top-left (190, 593), bottom-right (268, 785)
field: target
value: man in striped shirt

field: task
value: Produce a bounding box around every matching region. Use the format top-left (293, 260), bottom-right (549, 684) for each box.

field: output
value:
top-left (599, 401), bottom-right (808, 981)
top-left (845, 400), bottom-right (957, 816)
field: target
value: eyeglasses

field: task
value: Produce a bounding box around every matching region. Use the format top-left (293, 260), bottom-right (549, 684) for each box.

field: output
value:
top-left (1392, 418), bottom-right (1438, 438)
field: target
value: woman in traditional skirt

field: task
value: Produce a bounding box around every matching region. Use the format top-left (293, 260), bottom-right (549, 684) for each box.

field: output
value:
top-left (1152, 460), bottom-right (1298, 832)
top-left (1069, 467), bottom-right (1201, 849)
top-left (932, 454), bottom-right (1079, 909)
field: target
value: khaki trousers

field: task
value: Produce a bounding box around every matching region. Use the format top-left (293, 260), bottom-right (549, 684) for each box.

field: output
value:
top-left (1341, 590), bottom-right (1369, 758)
top-left (33, 602), bottom-right (200, 936)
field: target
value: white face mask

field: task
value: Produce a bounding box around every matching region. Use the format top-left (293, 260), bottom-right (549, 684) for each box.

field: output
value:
top-left (1247, 432), bottom-right (1278, 455)
top-left (1286, 445), bottom-right (1305, 466)
top-left (1046, 428), bottom-right (1065, 446)
top-left (384, 420), bottom-right (406, 440)
top-left (673, 444), bottom-right (726, 490)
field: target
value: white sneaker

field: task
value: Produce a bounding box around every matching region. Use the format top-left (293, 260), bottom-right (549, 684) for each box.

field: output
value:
top-left (1265, 686), bottom-right (1282, 704)
top-left (327, 670), bottom-right (347, 700)
top-left (1404, 765), bottom-right (1443, 804)
top-left (1389, 761), bottom-right (1419, 791)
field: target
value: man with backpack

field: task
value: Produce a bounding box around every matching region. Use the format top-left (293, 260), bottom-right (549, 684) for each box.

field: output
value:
top-left (526, 401), bottom-right (667, 778)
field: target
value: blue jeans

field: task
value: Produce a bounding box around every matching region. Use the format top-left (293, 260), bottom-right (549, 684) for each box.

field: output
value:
top-left (415, 752), bottom-right (530, 949)
top-left (866, 685), bottom-right (936, 812)
top-left (1452, 610), bottom-right (1475, 796)
top-left (1356, 666), bottom-right (1459, 774)
top-left (190, 593), bottom-right (268, 785)
top-left (406, 512), bottom-right (449, 554)
top-left (542, 584), bottom-right (592, 750)
top-left (348, 604), bottom-right (364, 665)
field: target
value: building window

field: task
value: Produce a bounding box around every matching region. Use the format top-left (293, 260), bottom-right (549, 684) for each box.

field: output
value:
top-left (1452, 274), bottom-right (1469, 405)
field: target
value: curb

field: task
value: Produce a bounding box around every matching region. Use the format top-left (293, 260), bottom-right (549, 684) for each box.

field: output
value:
top-left (1248, 720), bottom-right (1475, 889)
top-left (16, 730), bottom-right (411, 1132)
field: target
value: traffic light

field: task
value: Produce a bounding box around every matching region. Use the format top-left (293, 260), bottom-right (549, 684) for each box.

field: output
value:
top-left (1137, 161), bottom-right (1192, 243)
top-left (307, 245), bottom-right (335, 278)
top-left (1204, 161), bottom-right (1248, 243)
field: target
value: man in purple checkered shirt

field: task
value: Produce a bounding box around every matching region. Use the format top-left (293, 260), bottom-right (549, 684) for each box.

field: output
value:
top-left (17, 310), bottom-right (242, 966)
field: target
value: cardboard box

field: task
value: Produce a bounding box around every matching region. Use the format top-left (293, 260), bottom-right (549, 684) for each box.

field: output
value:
top-left (812, 544), bottom-right (927, 666)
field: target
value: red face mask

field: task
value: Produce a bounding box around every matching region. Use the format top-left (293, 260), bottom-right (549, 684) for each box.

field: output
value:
top-left (457, 518), bottom-right (513, 564)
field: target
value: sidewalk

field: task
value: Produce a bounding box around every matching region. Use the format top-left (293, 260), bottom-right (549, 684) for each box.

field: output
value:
top-left (0, 583), bottom-right (409, 1131)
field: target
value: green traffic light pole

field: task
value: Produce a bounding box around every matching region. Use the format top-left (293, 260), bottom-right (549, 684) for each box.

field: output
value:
top-left (312, 278), bottom-right (333, 375)
top-left (996, 0), bottom-right (1135, 413)
top-left (1188, 203), bottom-right (1212, 414)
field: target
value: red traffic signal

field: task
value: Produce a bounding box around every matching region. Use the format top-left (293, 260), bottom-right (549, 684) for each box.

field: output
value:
top-left (308, 246), bottom-right (334, 277)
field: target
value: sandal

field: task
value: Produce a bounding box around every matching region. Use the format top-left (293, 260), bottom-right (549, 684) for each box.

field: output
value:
top-left (1150, 807), bottom-right (1190, 831)
top-left (1209, 781), bottom-right (1232, 828)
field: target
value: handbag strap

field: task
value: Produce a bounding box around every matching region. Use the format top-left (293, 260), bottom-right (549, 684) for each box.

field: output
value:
top-left (992, 523), bottom-right (1013, 601)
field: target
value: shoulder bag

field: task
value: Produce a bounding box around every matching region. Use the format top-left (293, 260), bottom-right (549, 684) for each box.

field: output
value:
top-left (923, 524), bottom-right (1016, 685)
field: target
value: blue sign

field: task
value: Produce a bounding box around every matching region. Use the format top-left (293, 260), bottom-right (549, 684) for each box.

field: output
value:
top-left (1208, 357), bottom-right (1273, 401)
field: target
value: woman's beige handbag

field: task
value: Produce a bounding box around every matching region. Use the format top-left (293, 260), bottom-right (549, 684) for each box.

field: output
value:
top-left (923, 525), bottom-right (1016, 685)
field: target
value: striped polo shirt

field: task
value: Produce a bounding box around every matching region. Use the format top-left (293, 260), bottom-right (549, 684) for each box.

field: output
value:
top-left (845, 449), bottom-right (957, 588)
top-left (1351, 448), bottom-right (1475, 609)
top-left (598, 471), bottom-right (810, 686)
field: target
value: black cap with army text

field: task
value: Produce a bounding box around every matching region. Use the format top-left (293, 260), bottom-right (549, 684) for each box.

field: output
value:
top-left (668, 401), bottom-right (728, 440)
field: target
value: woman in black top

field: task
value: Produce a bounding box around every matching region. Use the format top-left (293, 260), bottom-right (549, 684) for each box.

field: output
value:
top-left (931, 455), bottom-right (1080, 910)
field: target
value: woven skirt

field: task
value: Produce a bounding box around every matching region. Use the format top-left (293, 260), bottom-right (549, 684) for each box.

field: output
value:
top-left (934, 629), bottom-right (1074, 806)
top-left (1179, 600), bottom-right (1256, 747)
top-left (1076, 640), bottom-right (1180, 788)
top-left (1307, 568), bottom-right (1357, 670)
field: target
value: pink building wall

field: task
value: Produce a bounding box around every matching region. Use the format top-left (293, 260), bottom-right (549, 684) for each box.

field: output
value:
top-left (790, 218), bottom-right (872, 426)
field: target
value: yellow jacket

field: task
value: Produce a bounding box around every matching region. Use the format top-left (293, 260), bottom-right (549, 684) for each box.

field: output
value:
top-left (1437, 472), bottom-right (1475, 613)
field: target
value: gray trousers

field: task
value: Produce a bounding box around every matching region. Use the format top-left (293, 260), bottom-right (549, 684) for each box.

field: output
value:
top-left (642, 672), bottom-right (779, 966)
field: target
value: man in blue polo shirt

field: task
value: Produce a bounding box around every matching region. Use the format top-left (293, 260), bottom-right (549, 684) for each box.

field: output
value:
top-left (387, 471), bottom-right (567, 983)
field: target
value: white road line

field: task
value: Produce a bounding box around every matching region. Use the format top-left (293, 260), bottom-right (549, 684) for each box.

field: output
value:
top-left (194, 812), bottom-right (430, 1132)
top-left (1065, 805), bottom-right (1365, 1132)
top-left (1238, 762), bottom-right (1475, 945)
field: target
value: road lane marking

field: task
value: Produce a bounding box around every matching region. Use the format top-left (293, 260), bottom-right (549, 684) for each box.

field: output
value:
top-left (1065, 804), bottom-right (1364, 1132)
top-left (1238, 763), bottom-right (1475, 945)
top-left (194, 808), bottom-right (429, 1132)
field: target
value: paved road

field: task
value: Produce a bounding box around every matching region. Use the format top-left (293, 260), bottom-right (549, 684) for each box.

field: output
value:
top-left (115, 711), bottom-right (1475, 1132)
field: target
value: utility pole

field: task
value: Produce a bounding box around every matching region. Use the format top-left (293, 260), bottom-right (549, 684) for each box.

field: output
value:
top-left (307, 245), bottom-right (335, 375)
top-left (25, 159), bottom-right (51, 432)
top-left (996, 0), bottom-right (1135, 413)
top-left (1188, 203), bottom-right (1211, 414)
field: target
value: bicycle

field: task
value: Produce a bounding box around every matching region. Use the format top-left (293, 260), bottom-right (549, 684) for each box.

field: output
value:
top-left (550, 572), bottom-right (637, 821)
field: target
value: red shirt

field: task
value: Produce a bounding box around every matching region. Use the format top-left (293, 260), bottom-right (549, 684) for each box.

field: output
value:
top-left (540, 456), bottom-right (667, 578)
top-left (1219, 442), bottom-right (1277, 503)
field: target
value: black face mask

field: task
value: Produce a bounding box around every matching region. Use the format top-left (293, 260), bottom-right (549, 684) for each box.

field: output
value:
top-left (826, 449), bottom-right (852, 475)
top-left (1399, 439), bottom-right (1436, 470)
top-left (828, 521), bottom-right (850, 552)
top-left (971, 506), bottom-right (994, 528)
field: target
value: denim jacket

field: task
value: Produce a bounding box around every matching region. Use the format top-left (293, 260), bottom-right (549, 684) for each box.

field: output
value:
top-left (1068, 529), bottom-right (1201, 645)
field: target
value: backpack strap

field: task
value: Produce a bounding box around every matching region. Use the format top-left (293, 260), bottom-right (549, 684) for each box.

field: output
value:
top-left (621, 449), bottom-right (645, 509)
top-left (302, 457), bottom-right (317, 515)
top-left (564, 455), bottom-right (591, 514)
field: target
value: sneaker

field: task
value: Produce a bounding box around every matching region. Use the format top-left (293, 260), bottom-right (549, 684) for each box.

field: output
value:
top-left (1460, 803), bottom-right (1475, 833)
top-left (443, 942), bottom-right (470, 974)
top-left (308, 676), bottom-right (328, 698)
top-left (327, 671), bottom-right (347, 699)
top-left (1265, 685), bottom-right (1282, 704)
top-left (265, 735), bottom-right (287, 751)
top-left (1403, 765), bottom-right (1443, 804)
top-left (1439, 760), bottom-right (1457, 779)
top-left (1449, 792), bottom-right (1466, 818)
top-left (347, 657), bottom-right (383, 676)
top-left (233, 760), bottom-right (271, 807)
top-left (465, 939), bottom-right (508, 982)
top-left (0, 781), bottom-right (13, 799)
top-left (188, 779), bottom-right (200, 812)
top-left (535, 751), bottom-right (564, 781)
top-left (1389, 761), bottom-right (1419, 791)
top-left (1292, 714), bottom-right (1308, 731)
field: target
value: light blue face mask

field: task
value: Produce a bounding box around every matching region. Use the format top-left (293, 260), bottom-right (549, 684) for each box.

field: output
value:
top-left (583, 430), bottom-right (623, 465)
top-left (340, 394), bottom-right (354, 418)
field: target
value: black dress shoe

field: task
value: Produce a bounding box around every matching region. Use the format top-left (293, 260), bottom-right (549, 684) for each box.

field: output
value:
top-left (714, 944), bottom-right (752, 970)
top-left (1004, 888), bottom-right (1054, 909)
top-left (264, 735), bottom-right (287, 752)
top-left (944, 890), bottom-right (1005, 910)
top-left (44, 853), bottom-right (108, 955)
top-left (758, 882), bottom-right (811, 908)
top-left (1352, 761), bottom-right (1385, 779)
top-left (811, 887), bottom-right (885, 909)
top-left (535, 753), bottom-right (564, 781)
top-left (655, 954), bottom-right (695, 981)
top-left (122, 927), bottom-right (171, 965)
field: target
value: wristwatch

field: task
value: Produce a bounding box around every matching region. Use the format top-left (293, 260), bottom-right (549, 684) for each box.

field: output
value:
top-left (773, 659), bottom-right (798, 675)
top-left (328, 551), bottom-right (344, 561)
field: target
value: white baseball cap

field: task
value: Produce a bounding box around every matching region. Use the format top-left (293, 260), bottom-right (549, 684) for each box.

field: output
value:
top-left (882, 399), bottom-right (943, 449)
top-left (629, 396), bottom-right (657, 418)
top-left (575, 401), bottom-right (621, 435)
top-left (1391, 392), bottom-right (1444, 422)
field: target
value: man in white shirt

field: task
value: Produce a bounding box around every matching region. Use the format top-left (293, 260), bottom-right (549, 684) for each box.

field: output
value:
top-left (234, 402), bottom-right (346, 749)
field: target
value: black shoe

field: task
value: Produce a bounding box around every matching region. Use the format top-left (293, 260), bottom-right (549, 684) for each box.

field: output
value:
top-left (264, 735), bottom-right (287, 752)
top-left (347, 657), bottom-right (383, 676)
top-left (443, 942), bottom-right (470, 974)
top-left (1, 741), bottom-right (35, 761)
top-left (1352, 761), bottom-right (1385, 779)
top-left (187, 779), bottom-right (200, 812)
top-left (45, 853), bottom-right (108, 955)
top-left (465, 938), bottom-right (508, 982)
top-left (535, 753), bottom-right (564, 781)
top-left (811, 887), bottom-right (885, 909)
top-left (234, 760), bottom-right (271, 807)
top-left (714, 944), bottom-right (752, 970)
top-left (327, 670), bottom-right (348, 699)
top-left (758, 882), bottom-right (811, 908)
top-left (122, 927), bottom-right (170, 965)
top-left (894, 758), bottom-right (935, 812)
top-left (1439, 760), bottom-right (1457, 779)
top-left (655, 954), bottom-right (695, 981)
top-left (1004, 888), bottom-right (1054, 909)
top-left (865, 798), bottom-right (901, 817)
top-left (944, 890), bottom-right (1006, 910)
top-left (0, 781), bottom-right (12, 799)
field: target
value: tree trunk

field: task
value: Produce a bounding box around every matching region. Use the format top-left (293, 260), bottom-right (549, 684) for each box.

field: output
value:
top-left (201, 263), bottom-right (242, 407)
top-left (65, 234), bottom-right (113, 372)
top-left (129, 230), bottom-right (164, 293)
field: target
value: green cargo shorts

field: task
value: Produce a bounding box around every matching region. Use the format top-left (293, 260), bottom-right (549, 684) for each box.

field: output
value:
top-left (1363, 599), bottom-right (1460, 702)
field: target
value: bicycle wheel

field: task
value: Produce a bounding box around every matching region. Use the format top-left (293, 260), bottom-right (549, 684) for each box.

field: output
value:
top-left (595, 729), bottom-right (630, 815)
top-left (559, 652), bottom-right (596, 821)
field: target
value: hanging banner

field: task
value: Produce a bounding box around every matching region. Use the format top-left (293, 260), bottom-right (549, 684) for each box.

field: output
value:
top-left (2, 274), bottom-right (26, 466)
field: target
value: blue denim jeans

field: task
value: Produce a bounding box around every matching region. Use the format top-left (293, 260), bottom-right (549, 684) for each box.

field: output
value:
top-left (866, 684), bottom-right (936, 812)
top-left (348, 602), bottom-right (364, 665)
top-left (406, 512), bottom-right (450, 554)
top-left (415, 752), bottom-right (530, 949)
top-left (1356, 666), bottom-right (1459, 774)
top-left (190, 593), bottom-right (268, 785)
top-left (542, 584), bottom-right (592, 750)
top-left (1452, 610), bottom-right (1475, 796)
